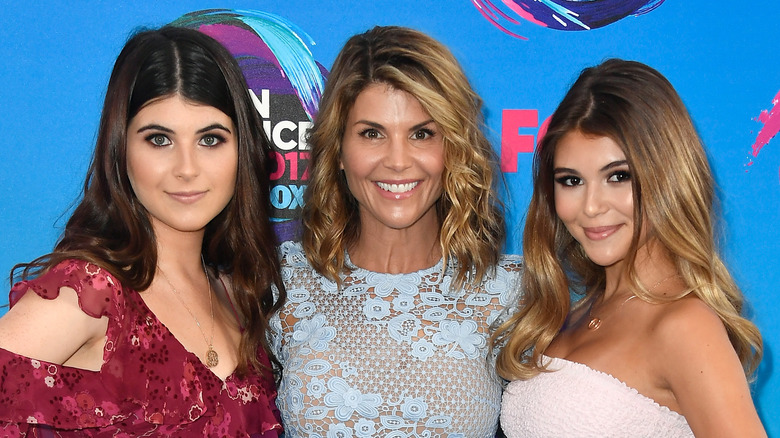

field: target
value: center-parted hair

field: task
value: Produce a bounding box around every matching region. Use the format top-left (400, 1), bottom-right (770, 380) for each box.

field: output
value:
top-left (303, 25), bottom-right (504, 287)
top-left (13, 26), bottom-right (285, 375)
top-left (493, 59), bottom-right (762, 380)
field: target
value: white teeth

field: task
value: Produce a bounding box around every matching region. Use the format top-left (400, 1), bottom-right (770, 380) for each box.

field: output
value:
top-left (376, 181), bottom-right (418, 193)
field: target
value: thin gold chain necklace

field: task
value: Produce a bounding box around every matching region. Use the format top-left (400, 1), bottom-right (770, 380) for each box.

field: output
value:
top-left (587, 273), bottom-right (680, 331)
top-left (157, 258), bottom-right (219, 368)
top-left (587, 294), bottom-right (636, 330)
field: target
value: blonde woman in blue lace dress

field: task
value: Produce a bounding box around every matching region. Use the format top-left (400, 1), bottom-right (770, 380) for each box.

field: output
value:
top-left (270, 26), bottom-right (523, 437)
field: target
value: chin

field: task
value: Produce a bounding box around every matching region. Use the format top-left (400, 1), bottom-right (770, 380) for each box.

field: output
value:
top-left (584, 254), bottom-right (625, 268)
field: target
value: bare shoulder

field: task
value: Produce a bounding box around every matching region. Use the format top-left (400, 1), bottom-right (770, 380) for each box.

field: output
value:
top-left (0, 285), bottom-right (107, 365)
top-left (652, 294), bottom-right (723, 340)
top-left (650, 295), bottom-right (731, 367)
top-left (644, 296), bottom-right (735, 393)
top-left (648, 295), bottom-right (766, 437)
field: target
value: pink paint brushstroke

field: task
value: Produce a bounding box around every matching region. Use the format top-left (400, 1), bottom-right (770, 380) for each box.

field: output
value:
top-left (501, 0), bottom-right (549, 27)
top-left (751, 89), bottom-right (780, 158)
top-left (472, 0), bottom-right (529, 40)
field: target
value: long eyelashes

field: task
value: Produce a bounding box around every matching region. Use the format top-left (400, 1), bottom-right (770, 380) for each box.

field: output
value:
top-left (358, 128), bottom-right (381, 139)
top-left (199, 134), bottom-right (227, 147)
top-left (143, 133), bottom-right (227, 148)
top-left (555, 175), bottom-right (581, 187)
top-left (608, 170), bottom-right (632, 182)
top-left (412, 128), bottom-right (436, 140)
top-left (554, 170), bottom-right (631, 187)
top-left (146, 133), bottom-right (172, 147)
top-left (356, 127), bottom-right (437, 141)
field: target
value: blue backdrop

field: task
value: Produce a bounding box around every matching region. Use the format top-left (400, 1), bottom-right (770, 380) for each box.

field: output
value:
top-left (1, 0), bottom-right (777, 432)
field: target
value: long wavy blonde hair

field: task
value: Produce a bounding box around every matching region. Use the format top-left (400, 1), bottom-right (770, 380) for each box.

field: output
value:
top-left (303, 25), bottom-right (504, 288)
top-left (493, 59), bottom-right (762, 380)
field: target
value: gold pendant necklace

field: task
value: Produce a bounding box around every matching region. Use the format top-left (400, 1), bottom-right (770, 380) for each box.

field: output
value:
top-left (586, 273), bottom-right (680, 331)
top-left (587, 294), bottom-right (636, 330)
top-left (158, 257), bottom-right (219, 368)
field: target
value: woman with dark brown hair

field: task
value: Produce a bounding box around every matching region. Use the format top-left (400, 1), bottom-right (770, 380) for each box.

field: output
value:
top-left (0, 26), bottom-right (285, 436)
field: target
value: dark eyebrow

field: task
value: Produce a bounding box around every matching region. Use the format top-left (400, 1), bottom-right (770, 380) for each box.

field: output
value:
top-left (197, 123), bottom-right (232, 134)
top-left (353, 120), bottom-right (384, 129)
top-left (135, 123), bottom-right (232, 135)
top-left (352, 119), bottom-right (436, 131)
top-left (553, 167), bottom-right (578, 175)
top-left (553, 160), bottom-right (628, 175)
top-left (136, 124), bottom-right (173, 134)
top-left (600, 160), bottom-right (629, 172)
top-left (410, 119), bottom-right (436, 131)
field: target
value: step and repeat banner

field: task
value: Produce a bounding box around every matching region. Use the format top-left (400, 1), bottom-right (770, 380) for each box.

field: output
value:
top-left (1, 1), bottom-right (778, 431)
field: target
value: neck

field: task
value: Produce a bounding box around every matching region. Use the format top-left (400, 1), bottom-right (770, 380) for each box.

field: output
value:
top-left (601, 260), bottom-right (627, 301)
top-left (153, 223), bottom-right (206, 278)
top-left (349, 215), bottom-right (441, 274)
top-left (601, 239), bottom-right (679, 301)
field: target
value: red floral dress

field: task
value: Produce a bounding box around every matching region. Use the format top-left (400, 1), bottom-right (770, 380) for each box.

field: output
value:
top-left (0, 259), bottom-right (282, 437)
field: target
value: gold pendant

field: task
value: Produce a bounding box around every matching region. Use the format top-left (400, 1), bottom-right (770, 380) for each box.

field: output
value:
top-left (206, 346), bottom-right (219, 368)
top-left (587, 317), bottom-right (602, 330)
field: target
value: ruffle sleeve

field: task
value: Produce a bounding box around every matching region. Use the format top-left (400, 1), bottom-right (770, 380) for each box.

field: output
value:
top-left (7, 259), bottom-right (128, 370)
top-left (9, 259), bottom-right (125, 321)
top-left (1, 260), bottom-right (132, 430)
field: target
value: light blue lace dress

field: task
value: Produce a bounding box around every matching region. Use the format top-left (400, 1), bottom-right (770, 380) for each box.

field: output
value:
top-left (270, 241), bottom-right (523, 438)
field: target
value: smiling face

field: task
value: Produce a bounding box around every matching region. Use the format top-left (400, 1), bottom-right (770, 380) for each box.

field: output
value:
top-left (126, 94), bottom-right (238, 238)
top-left (339, 83), bottom-right (445, 236)
top-left (553, 130), bottom-right (637, 268)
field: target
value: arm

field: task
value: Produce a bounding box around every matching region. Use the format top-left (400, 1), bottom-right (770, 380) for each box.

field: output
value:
top-left (658, 298), bottom-right (766, 437)
top-left (0, 286), bottom-right (108, 370)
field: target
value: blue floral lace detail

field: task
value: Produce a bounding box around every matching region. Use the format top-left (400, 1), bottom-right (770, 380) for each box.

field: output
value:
top-left (271, 241), bottom-right (523, 437)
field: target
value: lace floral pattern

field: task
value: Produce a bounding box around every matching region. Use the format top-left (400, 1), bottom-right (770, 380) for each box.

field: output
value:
top-left (271, 241), bottom-right (523, 437)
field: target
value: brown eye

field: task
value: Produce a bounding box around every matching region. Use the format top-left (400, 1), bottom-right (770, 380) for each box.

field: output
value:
top-left (359, 128), bottom-right (381, 139)
top-left (608, 170), bottom-right (632, 183)
top-left (412, 129), bottom-right (435, 140)
top-left (555, 175), bottom-right (581, 187)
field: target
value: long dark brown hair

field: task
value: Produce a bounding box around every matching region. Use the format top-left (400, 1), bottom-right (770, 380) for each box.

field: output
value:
top-left (12, 26), bottom-right (286, 375)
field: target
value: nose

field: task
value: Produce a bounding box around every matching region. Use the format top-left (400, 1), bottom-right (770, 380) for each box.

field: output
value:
top-left (173, 145), bottom-right (200, 179)
top-left (583, 183), bottom-right (608, 217)
top-left (383, 134), bottom-right (413, 171)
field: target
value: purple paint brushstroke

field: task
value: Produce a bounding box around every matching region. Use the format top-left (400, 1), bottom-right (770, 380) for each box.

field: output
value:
top-left (199, 24), bottom-right (293, 95)
top-left (473, 0), bottom-right (665, 40)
